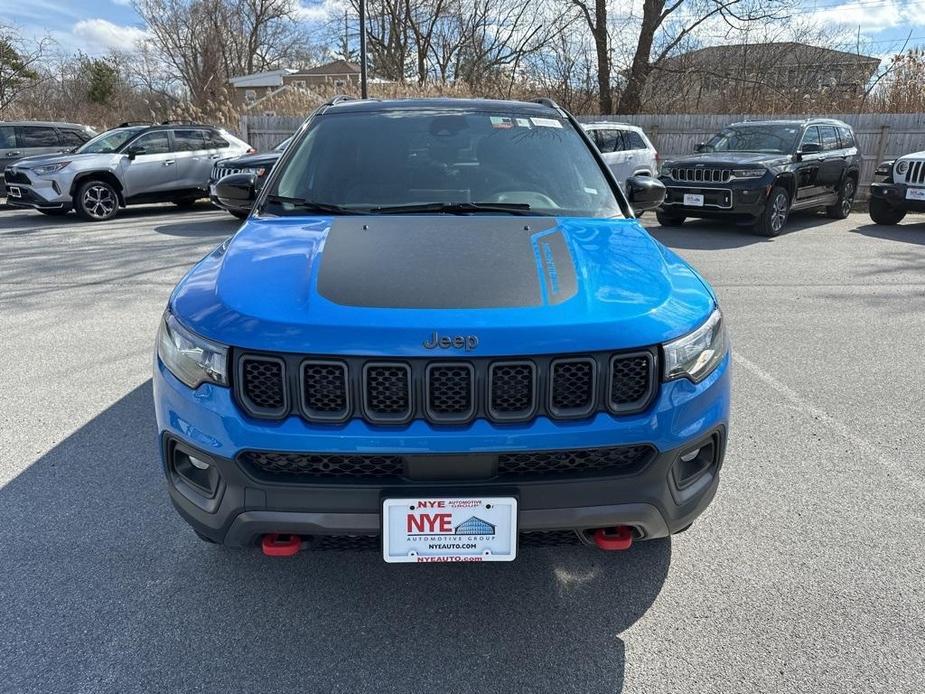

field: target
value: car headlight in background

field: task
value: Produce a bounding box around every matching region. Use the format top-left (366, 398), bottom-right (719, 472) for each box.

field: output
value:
top-left (157, 312), bottom-right (228, 388)
top-left (663, 308), bottom-right (726, 383)
top-left (660, 163), bottom-right (673, 176)
top-left (874, 161), bottom-right (894, 176)
top-left (32, 161), bottom-right (71, 176)
top-left (731, 168), bottom-right (766, 179)
top-left (896, 160), bottom-right (909, 175)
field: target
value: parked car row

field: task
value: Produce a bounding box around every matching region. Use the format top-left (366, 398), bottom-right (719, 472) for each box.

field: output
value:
top-left (3, 114), bottom-right (924, 231)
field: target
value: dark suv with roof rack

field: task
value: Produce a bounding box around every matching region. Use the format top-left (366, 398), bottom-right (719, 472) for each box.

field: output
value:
top-left (656, 118), bottom-right (861, 236)
top-left (4, 121), bottom-right (250, 220)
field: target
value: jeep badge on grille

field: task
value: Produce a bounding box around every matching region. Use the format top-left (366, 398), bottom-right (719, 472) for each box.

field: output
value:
top-left (423, 331), bottom-right (479, 351)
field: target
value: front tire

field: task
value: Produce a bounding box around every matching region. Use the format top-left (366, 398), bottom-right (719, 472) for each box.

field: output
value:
top-left (75, 180), bottom-right (119, 221)
top-left (827, 177), bottom-right (856, 219)
top-left (656, 211), bottom-right (686, 226)
top-left (869, 197), bottom-right (906, 225)
top-left (754, 186), bottom-right (789, 237)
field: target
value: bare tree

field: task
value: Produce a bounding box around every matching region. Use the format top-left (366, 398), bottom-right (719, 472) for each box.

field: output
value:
top-left (0, 25), bottom-right (53, 117)
top-left (568, 0), bottom-right (611, 114)
top-left (616, 0), bottom-right (792, 114)
top-left (133, 0), bottom-right (306, 107)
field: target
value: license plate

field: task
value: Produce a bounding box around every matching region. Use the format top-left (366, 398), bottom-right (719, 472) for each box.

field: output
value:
top-left (8, 186), bottom-right (21, 198)
top-left (382, 496), bottom-right (518, 563)
top-left (684, 193), bottom-right (704, 206)
top-left (906, 187), bottom-right (925, 201)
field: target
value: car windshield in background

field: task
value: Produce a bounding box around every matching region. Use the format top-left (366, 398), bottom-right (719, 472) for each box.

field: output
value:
top-left (704, 125), bottom-right (800, 154)
top-left (270, 110), bottom-right (623, 218)
top-left (77, 128), bottom-right (144, 154)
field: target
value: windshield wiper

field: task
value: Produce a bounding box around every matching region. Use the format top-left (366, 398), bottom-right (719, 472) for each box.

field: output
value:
top-left (264, 194), bottom-right (365, 215)
top-left (369, 201), bottom-right (536, 216)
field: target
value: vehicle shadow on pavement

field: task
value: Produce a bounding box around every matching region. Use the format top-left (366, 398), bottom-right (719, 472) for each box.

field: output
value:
top-left (0, 204), bottom-right (219, 233)
top-left (0, 382), bottom-right (670, 694)
top-left (647, 211), bottom-right (830, 250)
top-left (851, 221), bottom-right (925, 245)
top-left (153, 217), bottom-right (242, 237)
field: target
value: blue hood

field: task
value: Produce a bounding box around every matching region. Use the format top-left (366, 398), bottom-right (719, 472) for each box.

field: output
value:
top-left (170, 215), bottom-right (716, 356)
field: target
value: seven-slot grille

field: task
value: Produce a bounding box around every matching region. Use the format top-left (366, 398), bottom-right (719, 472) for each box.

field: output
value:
top-left (903, 160), bottom-right (925, 185)
top-left (235, 350), bottom-right (656, 425)
top-left (668, 167), bottom-right (732, 183)
top-left (211, 164), bottom-right (255, 181)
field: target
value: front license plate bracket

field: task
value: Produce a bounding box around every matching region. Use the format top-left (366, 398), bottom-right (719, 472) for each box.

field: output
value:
top-left (382, 496), bottom-right (518, 563)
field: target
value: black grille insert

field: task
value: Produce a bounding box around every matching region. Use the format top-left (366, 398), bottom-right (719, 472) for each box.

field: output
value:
top-left (426, 363), bottom-right (475, 422)
top-left (497, 444), bottom-right (654, 477)
top-left (488, 361), bottom-right (536, 420)
top-left (234, 348), bottom-right (657, 425)
top-left (240, 451), bottom-right (403, 478)
top-left (363, 363), bottom-right (412, 422)
top-left (609, 353), bottom-right (654, 412)
top-left (301, 360), bottom-right (349, 421)
top-left (239, 356), bottom-right (287, 415)
top-left (549, 357), bottom-right (596, 417)
top-left (239, 444), bottom-right (656, 481)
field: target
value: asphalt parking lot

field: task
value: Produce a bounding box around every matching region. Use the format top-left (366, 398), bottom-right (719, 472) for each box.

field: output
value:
top-left (1, 204), bottom-right (923, 693)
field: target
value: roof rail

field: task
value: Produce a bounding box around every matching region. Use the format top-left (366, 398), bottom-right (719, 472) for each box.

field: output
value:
top-left (160, 120), bottom-right (206, 126)
top-left (117, 121), bottom-right (155, 127)
top-left (534, 97), bottom-right (561, 110)
top-left (328, 94), bottom-right (358, 106)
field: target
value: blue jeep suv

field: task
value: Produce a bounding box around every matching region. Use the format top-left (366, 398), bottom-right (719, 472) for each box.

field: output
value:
top-left (154, 98), bottom-right (730, 561)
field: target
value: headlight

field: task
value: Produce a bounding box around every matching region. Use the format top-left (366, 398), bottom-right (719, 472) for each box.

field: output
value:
top-left (896, 160), bottom-right (909, 174)
top-left (660, 163), bottom-right (673, 176)
top-left (731, 168), bottom-right (766, 179)
top-left (32, 161), bottom-right (70, 176)
top-left (874, 161), bottom-right (894, 176)
top-left (663, 308), bottom-right (726, 383)
top-left (157, 312), bottom-right (228, 388)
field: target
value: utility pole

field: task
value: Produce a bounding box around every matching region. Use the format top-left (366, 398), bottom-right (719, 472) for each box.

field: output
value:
top-left (359, 0), bottom-right (368, 98)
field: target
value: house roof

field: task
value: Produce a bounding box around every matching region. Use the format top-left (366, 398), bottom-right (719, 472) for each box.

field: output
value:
top-left (294, 60), bottom-right (361, 77)
top-left (228, 69), bottom-right (298, 88)
top-left (662, 42), bottom-right (880, 70)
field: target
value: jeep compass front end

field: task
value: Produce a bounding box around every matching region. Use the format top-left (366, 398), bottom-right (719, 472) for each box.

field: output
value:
top-left (153, 98), bottom-right (730, 562)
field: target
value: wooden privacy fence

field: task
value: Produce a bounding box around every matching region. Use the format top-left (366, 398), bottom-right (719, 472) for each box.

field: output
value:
top-left (238, 115), bottom-right (306, 152)
top-left (240, 112), bottom-right (925, 199)
top-left (576, 113), bottom-right (925, 199)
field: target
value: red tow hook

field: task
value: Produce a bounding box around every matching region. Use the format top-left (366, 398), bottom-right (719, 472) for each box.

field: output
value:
top-left (593, 526), bottom-right (633, 551)
top-left (261, 533), bottom-right (302, 557)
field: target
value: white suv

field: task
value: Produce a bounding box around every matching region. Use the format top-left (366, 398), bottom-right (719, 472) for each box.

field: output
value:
top-left (583, 122), bottom-right (659, 190)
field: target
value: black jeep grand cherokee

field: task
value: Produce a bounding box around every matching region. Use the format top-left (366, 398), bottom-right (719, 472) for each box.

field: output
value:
top-left (657, 119), bottom-right (861, 236)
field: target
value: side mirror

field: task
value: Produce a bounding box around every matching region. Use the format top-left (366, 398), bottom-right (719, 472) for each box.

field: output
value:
top-left (695, 142), bottom-right (711, 153)
top-left (126, 145), bottom-right (145, 160)
top-left (215, 172), bottom-right (257, 206)
top-left (626, 175), bottom-right (666, 212)
top-left (800, 142), bottom-right (822, 155)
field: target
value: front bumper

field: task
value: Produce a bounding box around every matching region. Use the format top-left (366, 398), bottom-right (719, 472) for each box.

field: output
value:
top-left (658, 175), bottom-right (771, 221)
top-left (870, 181), bottom-right (925, 212)
top-left (5, 172), bottom-right (72, 210)
top-left (154, 352), bottom-right (731, 547)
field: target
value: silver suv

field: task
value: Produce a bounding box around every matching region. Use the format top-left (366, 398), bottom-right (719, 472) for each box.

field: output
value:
top-left (4, 122), bottom-right (251, 221)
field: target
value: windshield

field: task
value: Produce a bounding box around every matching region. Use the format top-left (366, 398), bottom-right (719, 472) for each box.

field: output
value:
top-left (703, 124), bottom-right (800, 154)
top-left (77, 128), bottom-right (145, 154)
top-left (268, 109), bottom-right (623, 217)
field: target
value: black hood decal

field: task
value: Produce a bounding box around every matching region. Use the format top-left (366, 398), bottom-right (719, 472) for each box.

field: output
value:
top-left (316, 216), bottom-right (576, 309)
